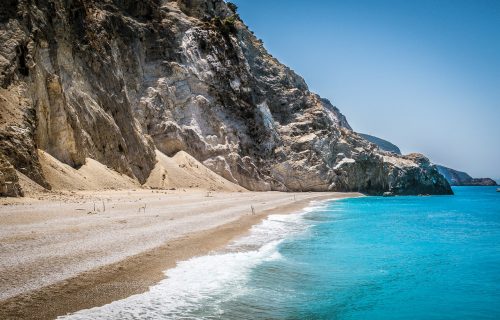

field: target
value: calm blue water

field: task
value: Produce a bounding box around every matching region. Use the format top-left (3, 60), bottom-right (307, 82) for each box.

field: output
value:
top-left (63, 187), bottom-right (500, 320)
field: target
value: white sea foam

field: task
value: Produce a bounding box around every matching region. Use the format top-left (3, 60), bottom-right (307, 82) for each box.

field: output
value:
top-left (59, 200), bottom-right (333, 319)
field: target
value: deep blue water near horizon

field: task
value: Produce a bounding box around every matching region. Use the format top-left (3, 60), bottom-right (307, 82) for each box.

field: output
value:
top-left (216, 187), bottom-right (500, 319)
top-left (62, 187), bottom-right (500, 320)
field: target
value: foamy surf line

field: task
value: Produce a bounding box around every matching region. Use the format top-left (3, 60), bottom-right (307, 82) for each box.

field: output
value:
top-left (58, 200), bottom-right (335, 319)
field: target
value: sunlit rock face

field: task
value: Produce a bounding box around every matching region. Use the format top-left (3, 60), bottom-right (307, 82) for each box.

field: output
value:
top-left (0, 0), bottom-right (452, 195)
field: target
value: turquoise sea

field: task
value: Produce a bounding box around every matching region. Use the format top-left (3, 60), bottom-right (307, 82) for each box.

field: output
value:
top-left (62, 187), bottom-right (500, 320)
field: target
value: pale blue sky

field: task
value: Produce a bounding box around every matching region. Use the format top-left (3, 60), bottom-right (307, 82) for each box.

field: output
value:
top-left (231, 0), bottom-right (499, 178)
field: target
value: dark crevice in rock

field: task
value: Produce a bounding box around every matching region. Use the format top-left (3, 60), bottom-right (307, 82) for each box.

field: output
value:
top-left (16, 44), bottom-right (29, 76)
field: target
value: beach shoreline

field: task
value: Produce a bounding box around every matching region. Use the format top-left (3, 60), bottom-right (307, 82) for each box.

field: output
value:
top-left (0, 190), bottom-right (361, 319)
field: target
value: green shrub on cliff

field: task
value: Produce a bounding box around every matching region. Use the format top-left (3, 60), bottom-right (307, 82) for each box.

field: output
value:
top-left (227, 2), bottom-right (238, 13)
top-left (212, 14), bottom-right (239, 35)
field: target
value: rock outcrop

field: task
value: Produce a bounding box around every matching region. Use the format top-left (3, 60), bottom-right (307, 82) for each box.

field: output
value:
top-left (0, 0), bottom-right (452, 196)
top-left (468, 178), bottom-right (497, 186)
top-left (358, 133), bottom-right (496, 187)
top-left (436, 165), bottom-right (498, 186)
top-left (0, 152), bottom-right (23, 197)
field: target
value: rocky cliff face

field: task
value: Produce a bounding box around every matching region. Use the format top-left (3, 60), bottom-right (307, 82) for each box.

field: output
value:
top-left (0, 0), bottom-right (452, 196)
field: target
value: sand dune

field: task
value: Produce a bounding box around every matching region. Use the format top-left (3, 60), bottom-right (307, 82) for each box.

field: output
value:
top-left (36, 149), bottom-right (245, 193)
top-left (144, 150), bottom-right (245, 192)
top-left (38, 150), bottom-right (140, 191)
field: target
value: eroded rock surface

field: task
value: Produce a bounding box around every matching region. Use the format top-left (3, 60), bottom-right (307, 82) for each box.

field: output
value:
top-left (0, 152), bottom-right (23, 197)
top-left (0, 0), bottom-right (452, 196)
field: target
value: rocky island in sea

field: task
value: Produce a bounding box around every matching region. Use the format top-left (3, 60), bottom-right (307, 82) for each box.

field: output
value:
top-left (435, 165), bottom-right (497, 186)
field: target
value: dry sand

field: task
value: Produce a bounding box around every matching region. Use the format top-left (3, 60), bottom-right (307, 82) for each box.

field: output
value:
top-left (37, 150), bottom-right (140, 191)
top-left (1, 149), bottom-right (360, 318)
top-left (37, 149), bottom-right (244, 193)
top-left (144, 150), bottom-right (245, 191)
top-left (0, 189), bottom-right (362, 319)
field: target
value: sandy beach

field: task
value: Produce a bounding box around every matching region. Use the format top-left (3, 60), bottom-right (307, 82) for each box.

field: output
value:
top-left (0, 189), bottom-right (361, 319)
